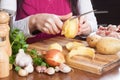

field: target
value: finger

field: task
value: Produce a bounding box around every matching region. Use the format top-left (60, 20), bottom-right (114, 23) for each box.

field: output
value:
top-left (42, 27), bottom-right (50, 34)
top-left (80, 22), bottom-right (88, 30)
top-left (47, 18), bottom-right (60, 34)
top-left (77, 31), bottom-right (82, 35)
top-left (44, 22), bottom-right (55, 34)
top-left (53, 15), bottom-right (63, 30)
top-left (79, 16), bottom-right (86, 24)
top-left (51, 23), bottom-right (60, 34)
top-left (78, 23), bottom-right (88, 35)
top-left (81, 25), bottom-right (91, 35)
top-left (81, 28), bottom-right (90, 35)
top-left (59, 12), bottom-right (72, 21)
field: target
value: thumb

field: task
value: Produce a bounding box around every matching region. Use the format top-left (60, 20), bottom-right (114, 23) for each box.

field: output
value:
top-left (59, 12), bottom-right (72, 21)
top-left (80, 16), bottom-right (86, 24)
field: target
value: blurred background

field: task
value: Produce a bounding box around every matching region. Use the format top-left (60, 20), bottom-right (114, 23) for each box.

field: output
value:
top-left (91, 0), bottom-right (120, 26)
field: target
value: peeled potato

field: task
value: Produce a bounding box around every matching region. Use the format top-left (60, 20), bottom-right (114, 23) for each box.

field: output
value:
top-left (96, 37), bottom-right (120, 55)
top-left (65, 41), bottom-right (85, 50)
top-left (61, 18), bottom-right (78, 38)
top-left (48, 43), bottom-right (63, 52)
top-left (67, 46), bottom-right (95, 59)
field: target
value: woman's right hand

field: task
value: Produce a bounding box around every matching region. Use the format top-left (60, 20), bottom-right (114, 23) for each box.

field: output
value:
top-left (29, 13), bottom-right (72, 35)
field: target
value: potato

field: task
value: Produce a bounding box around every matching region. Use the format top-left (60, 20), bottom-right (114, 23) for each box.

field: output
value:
top-left (61, 18), bottom-right (78, 38)
top-left (96, 37), bottom-right (120, 55)
top-left (48, 43), bottom-right (62, 52)
top-left (67, 46), bottom-right (95, 59)
top-left (65, 42), bottom-right (85, 50)
top-left (86, 32), bottom-right (101, 48)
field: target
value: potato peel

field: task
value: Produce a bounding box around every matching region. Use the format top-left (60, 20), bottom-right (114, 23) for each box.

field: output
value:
top-left (67, 46), bottom-right (95, 59)
top-left (48, 43), bottom-right (63, 52)
top-left (66, 42), bottom-right (85, 50)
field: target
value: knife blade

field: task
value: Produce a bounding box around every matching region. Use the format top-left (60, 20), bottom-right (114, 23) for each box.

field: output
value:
top-left (70, 10), bottom-right (96, 20)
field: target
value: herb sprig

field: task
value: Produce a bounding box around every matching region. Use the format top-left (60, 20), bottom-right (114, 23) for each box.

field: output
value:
top-left (29, 49), bottom-right (49, 67)
top-left (10, 28), bottom-right (28, 55)
top-left (9, 28), bottom-right (49, 67)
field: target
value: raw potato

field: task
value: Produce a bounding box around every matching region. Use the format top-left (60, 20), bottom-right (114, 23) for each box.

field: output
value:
top-left (61, 18), bottom-right (78, 38)
top-left (87, 33), bottom-right (101, 48)
top-left (48, 43), bottom-right (62, 51)
top-left (96, 37), bottom-right (120, 55)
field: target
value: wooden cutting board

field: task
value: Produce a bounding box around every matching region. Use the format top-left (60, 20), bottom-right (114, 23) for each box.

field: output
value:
top-left (28, 36), bottom-right (120, 75)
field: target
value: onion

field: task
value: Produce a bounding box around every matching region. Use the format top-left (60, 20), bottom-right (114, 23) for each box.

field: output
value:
top-left (44, 49), bottom-right (65, 67)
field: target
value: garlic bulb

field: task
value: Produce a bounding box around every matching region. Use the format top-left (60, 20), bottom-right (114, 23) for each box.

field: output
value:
top-left (15, 49), bottom-right (33, 67)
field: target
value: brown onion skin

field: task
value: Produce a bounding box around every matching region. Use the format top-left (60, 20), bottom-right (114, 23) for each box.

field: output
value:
top-left (44, 49), bottom-right (65, 67)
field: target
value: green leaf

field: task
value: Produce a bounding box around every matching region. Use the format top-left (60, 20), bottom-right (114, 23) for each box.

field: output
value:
top-left (9, 55), bottom-right (16, 64)
top-left (30, 49), bottom-right (38, 57)
top-left (41, 62), bottom-right (47, 66)
top-left (10, 28), bottom-right (49, 68)
top-left (33, 57), bottom-right (43, 66)
top-left (15, 66), bottom-right (21, 72)
top-left (10, 28), bottom-right (28, 55)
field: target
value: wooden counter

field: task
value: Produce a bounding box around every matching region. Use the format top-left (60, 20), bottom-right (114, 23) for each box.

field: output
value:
top-left (1, 36), bottom-right (120, 80)
top-left (1, 66), bottom-right (120, 80)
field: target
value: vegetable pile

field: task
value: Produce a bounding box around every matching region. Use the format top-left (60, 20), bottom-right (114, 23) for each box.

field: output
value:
top-left (86, 33), bottom-right (120, 55)
top-left (9, 28), bottom-right (72, 76)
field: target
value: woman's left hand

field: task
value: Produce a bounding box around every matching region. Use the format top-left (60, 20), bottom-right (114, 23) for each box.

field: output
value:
top-left (77, 16), bottom-right (91, 35)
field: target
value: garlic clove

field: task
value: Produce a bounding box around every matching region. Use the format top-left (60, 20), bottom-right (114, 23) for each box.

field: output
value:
top-left (18, 69), bottom-right (28, 77)
top-left (59, 64), bottom-right (72, 73)
top-left (24, 64), bottom-right (34, 73)
top-left (46, 67), bottom-right (55, 75)
top-left (55, 66), bottom-right (60, 72)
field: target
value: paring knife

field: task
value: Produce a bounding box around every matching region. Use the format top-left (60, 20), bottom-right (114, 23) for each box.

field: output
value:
top-left (70, 10), bottom-right (96, 20)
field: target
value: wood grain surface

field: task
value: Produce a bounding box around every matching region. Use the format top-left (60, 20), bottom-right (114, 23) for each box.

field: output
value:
top-left (28, 36), bottom-right (120, 75)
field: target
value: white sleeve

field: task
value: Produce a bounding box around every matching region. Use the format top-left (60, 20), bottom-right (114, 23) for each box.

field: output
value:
top-left (0, 0), bottom-right (32, 37)
top-left (77, 0), bottom-right (98, 32)
top-left (10, 16), bottom-right (33, 38)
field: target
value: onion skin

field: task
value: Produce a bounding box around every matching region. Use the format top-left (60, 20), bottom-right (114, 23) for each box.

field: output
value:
top-left (44, 49), bottom-right (65, 67)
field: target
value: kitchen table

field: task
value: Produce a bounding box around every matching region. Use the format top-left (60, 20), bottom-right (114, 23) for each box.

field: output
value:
top-left (1, 36), bottom-right (120, 80)
top-left (1, 66), bottom-right (120, 80)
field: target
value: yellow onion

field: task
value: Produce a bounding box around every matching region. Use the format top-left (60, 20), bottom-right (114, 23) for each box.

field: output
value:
top-left (44, 49), bottom-right (65, 67)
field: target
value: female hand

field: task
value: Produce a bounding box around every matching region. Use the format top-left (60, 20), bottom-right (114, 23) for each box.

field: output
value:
top-left (29, 13), bottom-right (72, 35)
top-left (77, 16), bottom-right (92, 35)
